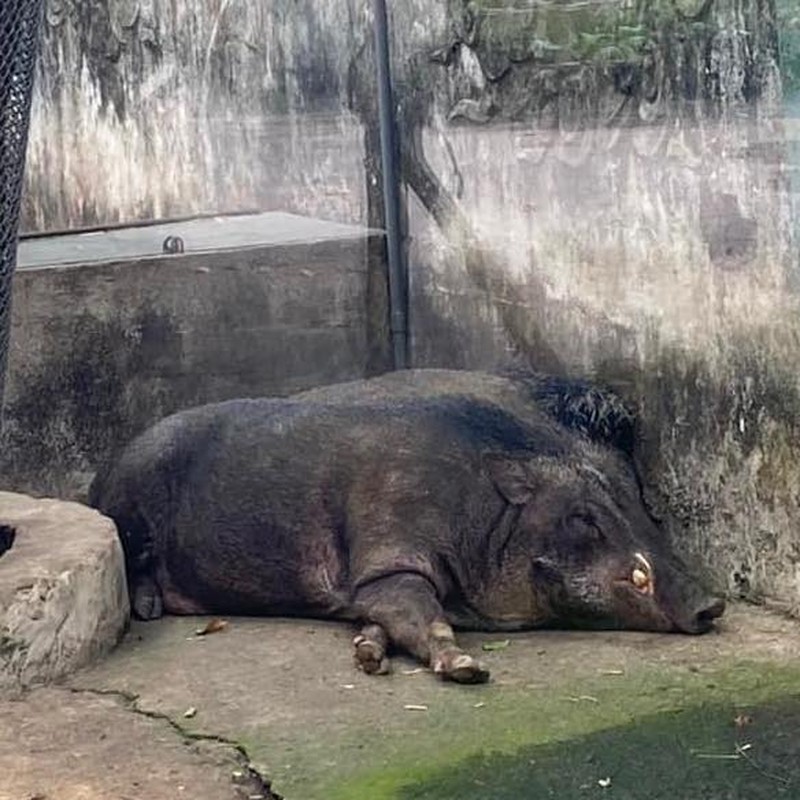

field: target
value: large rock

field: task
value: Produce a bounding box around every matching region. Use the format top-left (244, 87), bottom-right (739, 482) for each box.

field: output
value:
top-left (0, 492), bottom-right (128, 693)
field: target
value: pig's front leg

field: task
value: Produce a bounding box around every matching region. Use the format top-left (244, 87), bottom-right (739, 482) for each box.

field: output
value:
top-left (353, 622), bottom-right (390, 675)
top-left (351, 573), bottom-right (490, 684)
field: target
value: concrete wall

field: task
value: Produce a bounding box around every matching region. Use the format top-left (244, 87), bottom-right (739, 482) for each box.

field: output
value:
top-left (2, 216), bottom-right (389, 498)
top-left (388, 0), bottom-right (800, 612)
top-left (22, 0), bottom-right (365, 231)
top-left (17, 1), bottom-right (800, 613)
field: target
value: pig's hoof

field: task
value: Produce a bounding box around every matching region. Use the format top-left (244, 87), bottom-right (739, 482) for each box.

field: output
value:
top-left (353, 634), bottom-right (390, 675)
top-left (434, 652), bottom-right (490, 684)
top-left (132, 580), bottom-right (164, 621)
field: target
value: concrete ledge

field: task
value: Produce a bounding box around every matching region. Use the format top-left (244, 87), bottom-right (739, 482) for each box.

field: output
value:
top-left (2, 212), bottom-right (390, 500)
top-left (0, 491), bottom-right (128, 694)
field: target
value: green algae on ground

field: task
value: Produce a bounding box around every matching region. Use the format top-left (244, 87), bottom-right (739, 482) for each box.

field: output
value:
top-left (398, 696), bottom-right (800, 800)
top-left (275, 661), bottom-right (800, 800)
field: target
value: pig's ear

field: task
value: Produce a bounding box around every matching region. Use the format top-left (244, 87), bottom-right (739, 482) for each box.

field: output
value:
top-left (484, 455), bottom-right (543, 505)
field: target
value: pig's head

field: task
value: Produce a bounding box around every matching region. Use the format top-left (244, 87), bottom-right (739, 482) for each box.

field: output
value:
top-left (487, 452), bottom-right (725, 634)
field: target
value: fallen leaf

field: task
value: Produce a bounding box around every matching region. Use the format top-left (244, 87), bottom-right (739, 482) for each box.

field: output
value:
top-left (195, 618), bottom-right (229, 636)
top-left (183, 707), bottom-right (197, 719)
top-left (473, 702), bottom-right (486, 709)
top-left (404, 704), bottom-right (429, 711)
top-left (598, 777), bottom-right (612, 788)
top-left (600, 669), bottom-right (624, 676)
top-left (482, 639), bottom-right (511, 652)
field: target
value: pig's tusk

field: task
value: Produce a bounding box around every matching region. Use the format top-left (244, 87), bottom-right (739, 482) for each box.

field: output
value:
top-left (633, 552), bottom-right (653, 575)
top-left (632, 552), bottom-right (655, 594)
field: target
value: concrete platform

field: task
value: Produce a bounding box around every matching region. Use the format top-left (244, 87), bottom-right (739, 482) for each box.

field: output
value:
top-left (0, 492), bottom-right (128, 693)
top-left (16, 211), bottom-right (382, 269)
top-left (4, 212), bottom-right (390, 500)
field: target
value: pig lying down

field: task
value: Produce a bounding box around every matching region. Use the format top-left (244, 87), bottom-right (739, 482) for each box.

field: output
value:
top-left (90, 369), bottom-right (725, 684)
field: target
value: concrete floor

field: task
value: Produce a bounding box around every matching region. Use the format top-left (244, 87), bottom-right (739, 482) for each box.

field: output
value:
top-left (3, 604), bottom-right (800, 800)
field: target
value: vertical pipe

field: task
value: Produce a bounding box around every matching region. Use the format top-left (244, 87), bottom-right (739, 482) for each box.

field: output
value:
top-left (371, 0), bottom-right (408, 370)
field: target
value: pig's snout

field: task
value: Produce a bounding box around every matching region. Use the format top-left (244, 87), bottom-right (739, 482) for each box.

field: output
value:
top-left (677, 595), bottom-right (726, 634)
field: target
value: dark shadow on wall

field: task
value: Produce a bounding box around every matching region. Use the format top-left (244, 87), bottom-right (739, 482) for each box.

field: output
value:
top-left (0, 309), bottom-right (194, 500)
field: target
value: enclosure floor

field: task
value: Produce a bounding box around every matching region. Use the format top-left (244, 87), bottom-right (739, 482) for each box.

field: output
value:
top-left (4, 604), bottom-right (800, 800)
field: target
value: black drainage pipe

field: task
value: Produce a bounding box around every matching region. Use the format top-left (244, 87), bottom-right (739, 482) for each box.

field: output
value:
top-left (371, 0), bottom-right (409, 370)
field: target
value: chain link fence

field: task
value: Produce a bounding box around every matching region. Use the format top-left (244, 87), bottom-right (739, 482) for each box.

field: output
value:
top-left (0, 0), bottom-right (44, 418)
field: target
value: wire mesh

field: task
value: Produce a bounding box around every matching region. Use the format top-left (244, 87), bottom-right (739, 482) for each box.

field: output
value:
top-left (0, 0), bottom-right (43, 418)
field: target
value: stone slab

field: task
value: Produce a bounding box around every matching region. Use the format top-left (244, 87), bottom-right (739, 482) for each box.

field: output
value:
top-left (0, 492), bottom-right (129, 694)
top-left (3, 215), bottom-right (390, 500)
top-left (17, 211), bottom-right (382, 270)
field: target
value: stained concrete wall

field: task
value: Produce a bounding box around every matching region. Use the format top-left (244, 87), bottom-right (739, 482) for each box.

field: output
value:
top-left (17, 1), bottom-right (800, 613)
top-left (22, 0), bottom-right (366, 231)
top-left (1, 214), bottom-right (389, 499)
top-left (385, 0), bottom-right (800, 613)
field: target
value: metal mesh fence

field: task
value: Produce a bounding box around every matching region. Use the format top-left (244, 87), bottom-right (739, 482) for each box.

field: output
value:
top-left (0, 0), bottom-right (43, 417)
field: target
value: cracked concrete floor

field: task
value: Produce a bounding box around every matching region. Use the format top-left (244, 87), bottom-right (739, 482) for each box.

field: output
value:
top-left (0, 687), bottom-right (272, 800)
top-left (4, 604), bottom-right (800, 800)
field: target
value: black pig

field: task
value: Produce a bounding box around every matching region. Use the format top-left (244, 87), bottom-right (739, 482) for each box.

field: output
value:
top-left (90, 369), bottom-right (724, 684)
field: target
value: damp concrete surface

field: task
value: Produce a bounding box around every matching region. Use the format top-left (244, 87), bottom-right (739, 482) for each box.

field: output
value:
top-left (2, 604), bottom-right (800, 799)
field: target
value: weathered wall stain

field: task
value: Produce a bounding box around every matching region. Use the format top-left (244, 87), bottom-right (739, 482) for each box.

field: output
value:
top-left (2, 308), bottom-right (180, 494)
top-left (22, 0), bottom-right (366, 231)
top-left (381, 0), bottom-right (800, 612)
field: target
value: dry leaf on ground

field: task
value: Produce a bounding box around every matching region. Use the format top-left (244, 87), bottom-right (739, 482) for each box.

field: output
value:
top-left (195, 618), bottom-right (229, 636)
top-left (481, 640), bottom-right (510, 652)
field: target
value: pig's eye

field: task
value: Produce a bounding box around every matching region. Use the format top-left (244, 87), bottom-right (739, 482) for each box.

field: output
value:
top-left (566, 513), bottom-right (605, 545)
